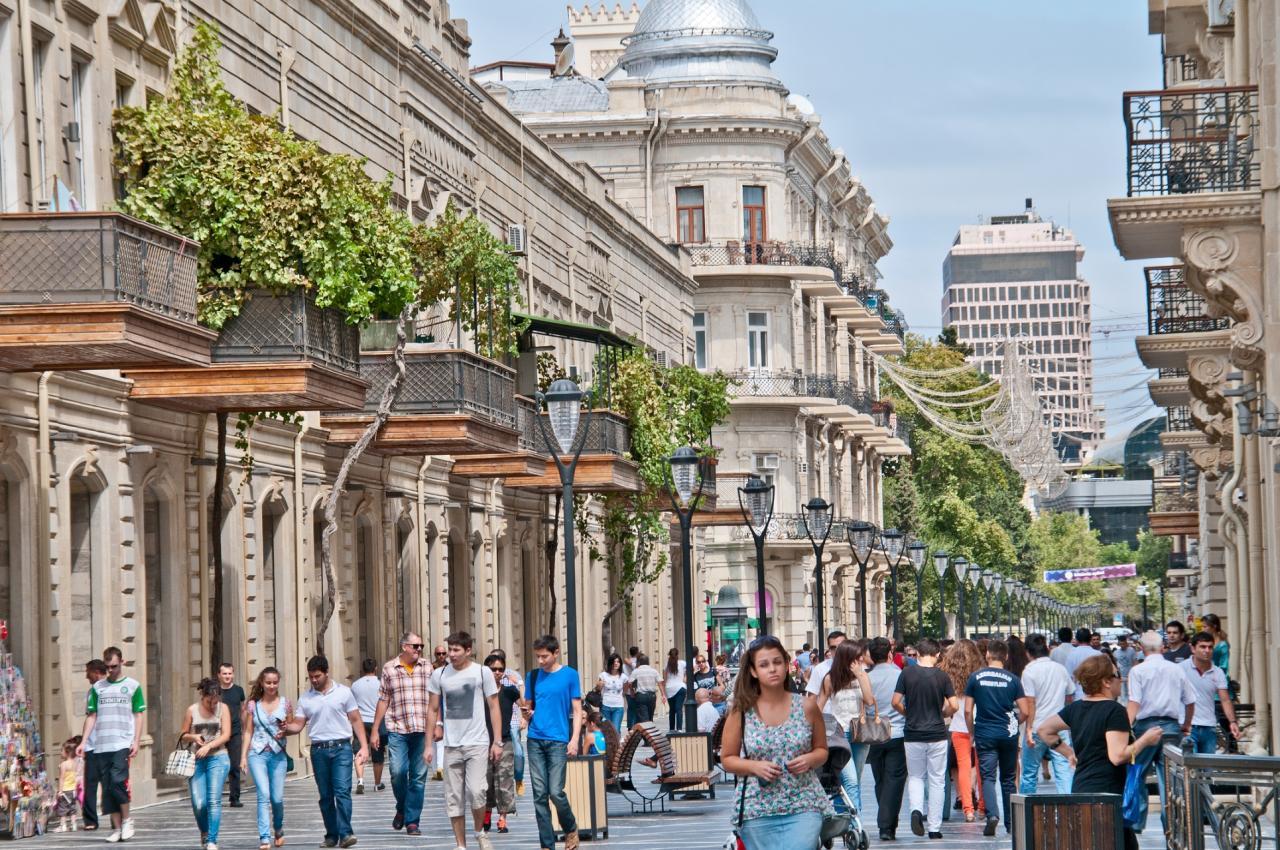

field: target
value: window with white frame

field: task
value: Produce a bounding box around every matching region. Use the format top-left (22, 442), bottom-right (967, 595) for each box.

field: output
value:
top-left (692, 311), bottom-right (707, 369)
top-left (747, 311), bottom-right (769, 369)
top-left (32, 37), bottom-right (49, 202)
top-left (71, 59), bottom-right (94, 209)
top-left (0, 15), bottom-right (12, 211)
top-left (753, 453), bottom-right (779, 489)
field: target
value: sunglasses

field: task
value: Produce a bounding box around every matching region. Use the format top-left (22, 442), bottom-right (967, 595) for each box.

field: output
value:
top-left (405, 643), bottom-right (424, 651)
top-left (490, 666), bottom-right (506, 674)
top-left (433, 650), bottom-right (447, 656)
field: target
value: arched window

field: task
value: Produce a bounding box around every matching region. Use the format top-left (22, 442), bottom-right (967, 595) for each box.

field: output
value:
top-left (69, 476), bottom-right (101, 668)
top-left (260, 495), bottom-right (287, 664)
top-left (356, 515), bottom-right (377, 661)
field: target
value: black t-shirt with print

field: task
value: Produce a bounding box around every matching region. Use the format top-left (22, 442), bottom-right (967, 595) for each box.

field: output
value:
top-left (1059, 699), bottom-right (1130, 794)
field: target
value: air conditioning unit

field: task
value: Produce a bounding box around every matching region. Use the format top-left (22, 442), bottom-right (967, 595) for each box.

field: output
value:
top-left (507, 223), bottom-right (527, 256)
top-left (651, 350), bottom-right (668, 368)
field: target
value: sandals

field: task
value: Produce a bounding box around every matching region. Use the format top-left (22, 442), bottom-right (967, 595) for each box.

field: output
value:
top-left (274, 836), bottom-right (286, 847)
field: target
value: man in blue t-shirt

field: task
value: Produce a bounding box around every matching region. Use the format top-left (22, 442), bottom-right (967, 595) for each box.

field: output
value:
top-left (964, 640), bottom-right (1031, 837)
top-left (520, 635), bottom-right (583, 850)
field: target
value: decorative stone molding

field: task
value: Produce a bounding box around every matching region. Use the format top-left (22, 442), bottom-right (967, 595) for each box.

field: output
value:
top-left (1187, 351), bottom-right (1232, 418)
top-left (1190, 446), bottom-right (1233, 480)
top-left (1182, 226), bottom-right (1265, 369)
top-left (1189, 398), bottom-right (1229, 445)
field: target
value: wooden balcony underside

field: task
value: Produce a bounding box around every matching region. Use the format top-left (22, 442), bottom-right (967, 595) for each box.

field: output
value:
top-left (504, 454), bottom-right (641, 493)
top-left (321, 413), bottom-right (519, 456)
top-left (125, 362), bottom-right (368, 412)
top-left (448, 452), bottom-right (547, 478)
top-left (0, 303), bottom-right (217, 371)
top-left (687, 506), bottom-right (748, 527)
top-left (1148, 510), bottom-right (1199, 537)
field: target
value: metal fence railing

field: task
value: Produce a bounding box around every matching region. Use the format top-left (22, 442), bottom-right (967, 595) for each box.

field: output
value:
top-left (686, 240), bottom-right (837, 271)
top-left (516, 397), bottom-right (631, 458)
top-left (1124, 86), bottom-right (1259, 197)
top-left (1163, 745), bottom-right (1280, 850)
top-left (212, 289), bottom-right (360, 374)
top-left (1146, 265), bottom-right (1230, 335)
top-left (349, 349), bottom-right (516, 427)
top-left (0, 212), bottom-right (200, 322)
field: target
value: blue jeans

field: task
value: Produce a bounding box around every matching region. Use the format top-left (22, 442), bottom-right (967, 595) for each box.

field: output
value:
top-left (976, 736), bottom-right (1019, 832)
top-left (386, 731), bottom-right (428, 827)
top-left (1131, 716), bottom-right (1182, 834)
top-left (836, 739), bottom-right (869, 813)
top-left (602, 706), bottom-right (625, 731)
top-left (1020, 731), bottom-right (1074, 794)
top-left (528, 737), bottom-right (575, 848)
top-left (1188, 725), bottom-right (1218, 754)
top-left (247, 749), bottom-right (286, 843)
top-left (311, 741), bottom-right (354, 842)
top-left (668, 688), bottom-right (687, 731)
top-left (740, 811), bottom-right (823, 849)
top-left (188, 752), bottom-right (230, 844)
top-left (510, 718), bottom-right (525, 783)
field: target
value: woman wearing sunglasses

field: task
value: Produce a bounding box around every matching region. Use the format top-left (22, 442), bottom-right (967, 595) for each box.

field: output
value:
top-left (721, 636), bottom-right (833, 848)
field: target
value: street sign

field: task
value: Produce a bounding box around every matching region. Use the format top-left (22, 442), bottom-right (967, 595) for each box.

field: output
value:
top-left (1043, 563), bottom-right (1137, 583)
top-left (1113, 612), bottom-right (1124, 626)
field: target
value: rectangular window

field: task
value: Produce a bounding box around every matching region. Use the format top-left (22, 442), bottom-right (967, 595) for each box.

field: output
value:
top-left (116, 76), bottom-right (133, 109)
top-left (71, 60), bottom-right (94, 209)
top-left (692, 311), bottom-right (707, 369)
top-left (747, 311), bottom-right (769, 369)
top-left (32, 38), bottom-right (48, 200)
top-left (753, 453), bottom-right (779, 489)
top-left (676, 186), bottom-right (705, 243)
top-left (0, 15), bottom-right (13, 211)
top-left (743, 186), bottom-right (766, 245)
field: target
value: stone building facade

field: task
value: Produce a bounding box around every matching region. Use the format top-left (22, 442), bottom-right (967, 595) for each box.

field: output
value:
top-left (1110, 0), bottom-right (1280, 749)
top-left (0, 0), bottom-right (699, 799)
top-left (486, 0), bottom-right (911, 652)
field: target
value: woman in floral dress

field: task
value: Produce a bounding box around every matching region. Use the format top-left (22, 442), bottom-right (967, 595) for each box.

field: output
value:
top-left (722, 635), bottom-right (833, 848)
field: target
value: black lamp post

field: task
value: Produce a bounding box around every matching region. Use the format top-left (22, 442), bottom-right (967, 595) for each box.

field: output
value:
top-left (1159, 577), bottom-right (1167, 627)
top-left (968, 563), bottom-right (982, 638)
top-left (1137, 582), bottom-right (1150, 631)
top-left (908, 540), bottom-right (927, 641)
top-left (981, 570), bottom-right (996, 636)
top-left (933, 551), bottom-right (950, 639)
top-left (535, 378), bottom-right (592, 672)
top-left (846, 521), bottom-right (878, 639)
top-left (668, 446), bottom-right (705, 733)
top-left (803, 497), bottom-right (835, 644)
top-left (738, 476), bottom-right (775, 637)
top-left (880, 529), bottom-right (906, 644)
top-left (952, 555), bottom-right (968, 638)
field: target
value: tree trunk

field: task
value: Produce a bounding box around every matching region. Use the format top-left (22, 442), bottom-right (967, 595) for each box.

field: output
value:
top-left (545, 490), bottom-right (560, 635)
top-left (316, 302), bottom-right (414, 654)
top-left (210, 411), bottom-right (228, 671)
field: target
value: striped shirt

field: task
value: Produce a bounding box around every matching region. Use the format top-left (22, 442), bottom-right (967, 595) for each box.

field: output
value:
top-left (378, 657), bottom-right (431, 734)
top-left (86, 677), bottom-right (145, 753)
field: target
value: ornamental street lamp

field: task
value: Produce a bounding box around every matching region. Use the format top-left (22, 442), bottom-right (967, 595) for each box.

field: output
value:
top-left (803, 497), bottom-right (835, 644)
top-left (933, 551), bottom-right (950, 639)
top-left (738, 476), bottom-right (775, 636)
top-left (668, 446), bottom-right (705, 733)
top-left (908, 540), bottom-right (927, 640)
top-left (880, 529), bottom-right (906, 643)
top-left (981, 570), bottom-right (996, 635)
top-left (536, 378), bottom-right (592, 672)
top-left (991, 574), bottom-right (1005, 636)
top-left (846, 521), bottom-right (878, 639)
top-left (1137, 582), bottom-right (1150, 631)
top-left (952, 556), bottom-right (969, 638)
top-left (968, 563), bottom-right (983, 638)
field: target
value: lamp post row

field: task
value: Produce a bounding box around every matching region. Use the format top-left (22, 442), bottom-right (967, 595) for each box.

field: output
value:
top-left (535, 380), bottom-right (1103, 681)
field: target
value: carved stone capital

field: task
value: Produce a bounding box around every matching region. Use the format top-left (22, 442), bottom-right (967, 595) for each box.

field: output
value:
top-left (1187, 351), bottom-right (1232, 417)
top-left (1189, 445), bottom-right (1233, 480)
top-left (1189, 398), bottom-right (1228, 445)
top-left (1182, 226), bottom-right (1265, 369)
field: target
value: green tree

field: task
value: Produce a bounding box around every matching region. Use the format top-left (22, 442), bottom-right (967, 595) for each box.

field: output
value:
top-left (1135, 529), bottom-right (1173, 580)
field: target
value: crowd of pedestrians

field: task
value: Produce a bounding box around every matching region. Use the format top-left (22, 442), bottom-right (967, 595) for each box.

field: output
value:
top-left (719, 612), bottom-right (1243, 849)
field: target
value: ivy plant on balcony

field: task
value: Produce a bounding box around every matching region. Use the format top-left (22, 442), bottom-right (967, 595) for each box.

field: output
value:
top-left (112, 22), bottom-right (417, 330)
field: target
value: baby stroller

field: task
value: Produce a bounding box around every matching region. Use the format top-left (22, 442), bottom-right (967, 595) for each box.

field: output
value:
top-left (818, 714), bottom-right (869, 850)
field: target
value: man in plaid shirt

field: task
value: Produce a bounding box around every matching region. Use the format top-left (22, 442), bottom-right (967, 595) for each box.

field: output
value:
top-left (371, 632), bottom-right (431, 835)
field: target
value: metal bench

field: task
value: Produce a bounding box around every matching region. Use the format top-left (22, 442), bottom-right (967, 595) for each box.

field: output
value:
top-left (610, 721), bottom-right (712, 813)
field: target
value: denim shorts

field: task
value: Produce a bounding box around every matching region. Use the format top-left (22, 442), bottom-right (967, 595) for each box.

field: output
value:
top-left (740, 811), bottom-right (823, 849)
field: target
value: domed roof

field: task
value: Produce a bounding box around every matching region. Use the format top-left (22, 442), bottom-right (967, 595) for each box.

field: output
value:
top-left (618, 0), bottom-right (782, 90)
top-left (631, 0), bottom-right (767, 39)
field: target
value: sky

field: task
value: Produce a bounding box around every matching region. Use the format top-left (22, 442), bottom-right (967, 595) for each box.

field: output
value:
top-left (456, 0), bottom-right (1166, 438)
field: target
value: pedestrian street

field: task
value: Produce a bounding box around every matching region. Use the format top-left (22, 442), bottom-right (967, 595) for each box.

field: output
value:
top-left (30, 761), bottom-right (1181, 850)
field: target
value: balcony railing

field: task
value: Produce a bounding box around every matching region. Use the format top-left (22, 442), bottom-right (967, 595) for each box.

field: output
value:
top-left (0, 212), bottom-right (199, 322)
top-left (730, 370), bottom-right (874, 414)
top-left (214, 290), bottom-right (360, 374)
top-left (686, 240), bottom-right (837, 272)
top-left (352, 349), bottom-right (515, 427)
top-left (1167, 405), bottom-right (1194, 432)
top-left (1159, 367), bottom-right (1189, 379)
top-left (1123, 86), bottom-right (1259, 197)
top-left (1161, 53), bottom-right (1200, 88)
top-left (730, 512), bottom-right (851, 543)
top-left (1146, 265), bottom-right (1230, 335)
top-left (516, 395), bottom-right (631, 458)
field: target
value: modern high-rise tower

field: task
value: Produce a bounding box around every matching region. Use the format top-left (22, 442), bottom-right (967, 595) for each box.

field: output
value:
top-left (940, 201), bottom-right (1100, 461)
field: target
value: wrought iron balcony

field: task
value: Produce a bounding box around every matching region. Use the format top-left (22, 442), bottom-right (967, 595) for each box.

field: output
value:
top-left (729, 512), bottom-right (850, 543)
top-left (1161, 54), bottom-right (1200, 88)
top-left (1166, 405), bottom-right (1194, 433)
top-left (354, 349), bottom-right (515, 426)
top-left (1145, 265), bottom-right (1230, 335)
top-left (1159, 367), bottom-right (1189, 378)
top-left (686, 240), bottom-right (837, 273)
top-left (516, 395), bottom-right (631, 458)
top-left (880, 308), bottom-right (908, 340)
top-left (730, 371), bottom-right (874, 414)
top-left (1123, 86), bottom-right (1259, 197)
top-left (214, 289), bottom-right (360, 375)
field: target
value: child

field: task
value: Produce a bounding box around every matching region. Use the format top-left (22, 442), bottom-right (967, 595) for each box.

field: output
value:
top-left (53, 739), bottom-right (81, 832)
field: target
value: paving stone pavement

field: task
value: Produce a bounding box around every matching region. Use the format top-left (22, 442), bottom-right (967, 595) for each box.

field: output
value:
top-left (30, 758), bottom-right (1178, 849)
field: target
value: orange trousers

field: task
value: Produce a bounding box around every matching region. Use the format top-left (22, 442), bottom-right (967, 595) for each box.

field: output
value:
top-left (950, 731), bottom-right (985, 817)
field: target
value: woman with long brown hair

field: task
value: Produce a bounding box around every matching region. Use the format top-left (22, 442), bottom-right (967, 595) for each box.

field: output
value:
top-left (722, 636), bottom-right (833, 848)
top-left (818, 641), bottom-right (876, 815)
top-left (938, 639), bottom-right (985, 821)
top-left (663, 648), bottom-right (688, 732)
top-left (240, 667), bottom-right (292, 850)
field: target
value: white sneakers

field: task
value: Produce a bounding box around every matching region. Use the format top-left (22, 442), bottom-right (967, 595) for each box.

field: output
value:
top-left (475, 832), bottom-right (494, 850)
top-left (104, 819), bottom-right (135, 843)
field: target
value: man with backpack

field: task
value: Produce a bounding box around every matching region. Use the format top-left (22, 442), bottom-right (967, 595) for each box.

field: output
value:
top-left (521, 635), bottom-right (582, 850)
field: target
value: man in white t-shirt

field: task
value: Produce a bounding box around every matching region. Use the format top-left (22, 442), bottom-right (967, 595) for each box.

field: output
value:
top-left (426, 632), bottom-right (503, 850)
top-left (351, 658), bottom-right (386, 793)
top-left (1180, 630), bottom-right (1239, 754)
top-left (1018, 634), bottom-right (1074, 794)
top-left (694, 689), bottom-right (719, 733)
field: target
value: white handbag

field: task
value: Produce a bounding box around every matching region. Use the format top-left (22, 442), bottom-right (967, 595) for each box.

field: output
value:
top-left (163, 737), bottom-right (196, 778)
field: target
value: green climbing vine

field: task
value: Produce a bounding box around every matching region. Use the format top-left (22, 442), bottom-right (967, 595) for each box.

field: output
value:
top-left (409, 201), bottom-right (528, 356)
top-left (112, 22), bottom-right (417, 330)
top-left (233, 411), bottom-right (304, 480)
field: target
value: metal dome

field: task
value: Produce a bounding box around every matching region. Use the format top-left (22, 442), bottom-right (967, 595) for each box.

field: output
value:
top-left (618, 0), bottom-right (782, 90)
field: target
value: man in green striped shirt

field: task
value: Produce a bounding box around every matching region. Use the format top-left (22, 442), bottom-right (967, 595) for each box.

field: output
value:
top-left (77, 647), bottom-right (145, 843)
